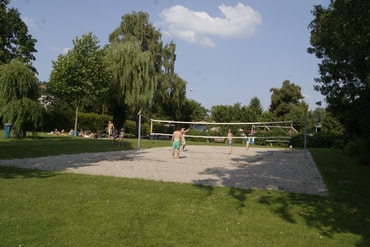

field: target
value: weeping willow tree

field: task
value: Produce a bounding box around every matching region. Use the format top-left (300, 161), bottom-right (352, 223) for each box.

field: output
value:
top-left (105, 40), bottom-right (156, 129)
top-left (153, 42), bottom-right (187, 120)
top-left (108, 11), bottom-right (182, 128)
top-left (0, 60), bottom-right (42, 137)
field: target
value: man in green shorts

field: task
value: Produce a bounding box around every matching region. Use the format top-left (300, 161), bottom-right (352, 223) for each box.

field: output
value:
top-left (172, 128), bottom-right (182, 159)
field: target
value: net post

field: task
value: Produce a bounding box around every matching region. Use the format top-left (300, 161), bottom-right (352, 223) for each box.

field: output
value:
top-left (137, 111), bottom-right (142, 151)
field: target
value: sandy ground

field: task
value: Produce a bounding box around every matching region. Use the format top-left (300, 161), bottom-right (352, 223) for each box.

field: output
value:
top-left (0, 146), bottom-right (328, 196)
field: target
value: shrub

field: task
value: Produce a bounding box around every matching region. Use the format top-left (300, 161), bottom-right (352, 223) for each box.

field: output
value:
top-left (78, 112), bottom-right (111, 133)
top-left (41, 109), bottom-right (74, 132)
top-left (290, 132), bottom-right (343, 148)
top-left (344, 137), bottom-right (370, 165)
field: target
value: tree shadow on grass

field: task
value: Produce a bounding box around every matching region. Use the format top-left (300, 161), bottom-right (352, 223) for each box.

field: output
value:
top-left (192, 149), bottom-right (370, 246)
top-left (0, 149), bottom-right (146, 172)
top-left (194, 149), bottom-right (327, 195)
top-left (0, 166), bottom-right (58, 179)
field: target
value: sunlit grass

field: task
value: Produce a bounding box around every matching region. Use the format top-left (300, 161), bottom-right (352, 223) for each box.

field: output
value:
top-left (0, 133), bottom-right (369, 246)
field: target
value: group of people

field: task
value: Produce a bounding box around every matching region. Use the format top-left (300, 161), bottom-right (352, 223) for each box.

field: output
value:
top-left (225, 129), bottom-right (250, 154)
top-left (172, 128), bottom-right (250, 158)
top-left (51, 128), bottom-right (65, 136)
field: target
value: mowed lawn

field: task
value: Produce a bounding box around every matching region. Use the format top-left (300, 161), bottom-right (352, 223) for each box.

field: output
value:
top-left (0, 133), bottom-right (369, 246)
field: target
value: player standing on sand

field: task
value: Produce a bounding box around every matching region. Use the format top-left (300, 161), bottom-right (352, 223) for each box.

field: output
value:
top-left (227, 129), bottom-right (233, 155)
top-left (180, 126), bottom-right (191, 152)
top-left (171, 128), bottom-right (182, 159)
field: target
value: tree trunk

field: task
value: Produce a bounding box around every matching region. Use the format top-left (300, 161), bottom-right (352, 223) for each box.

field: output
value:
top-left (74, 106), bottom-right (78, 137)
top-left (112, 105), bottom-right (126, 131)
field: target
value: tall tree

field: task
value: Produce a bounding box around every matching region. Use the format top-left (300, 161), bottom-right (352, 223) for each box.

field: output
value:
top-left (180, 99), bottom-right (208, 122)
top-left (0, 59), bottom-right (42, 136)
top-left (108, 12), bottom-right (187, 122)
top-left (247, 97), bottom-right (263, 122)
top-left (152, 42), bottom-right (187, 120)
top-left (211, 103), bottom-right (245, 123)
top-left (109, 11), bottom-right (163, 72)
top-left (269, 80), bottom-right (305, 118)
top-left (48, 33), bottom-right (109, 134)
top-left (308, 0), bottom-right (370, 138)
top-left (105, 40), bottom-right (156, 129)
top-left (0, 0), bottom-right (37, 70)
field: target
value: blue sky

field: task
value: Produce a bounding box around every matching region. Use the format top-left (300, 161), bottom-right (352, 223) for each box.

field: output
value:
top-left (10, 0), bottom-right (330, 111)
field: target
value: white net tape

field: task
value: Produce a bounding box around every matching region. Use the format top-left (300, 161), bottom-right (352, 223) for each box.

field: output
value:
top-left (149, 119), bottom-right (297, 140)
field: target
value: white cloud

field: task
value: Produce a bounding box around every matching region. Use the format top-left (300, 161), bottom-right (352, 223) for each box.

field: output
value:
top-left (48, 46), bottom-right (71, 55)
top-left (158, 3), bottom-right (262, 47)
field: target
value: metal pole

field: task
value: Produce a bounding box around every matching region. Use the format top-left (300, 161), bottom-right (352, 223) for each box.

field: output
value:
top-left (137, 111), bottom-right (141, 151)
top-left (304, 114), bottom-right (307, 158)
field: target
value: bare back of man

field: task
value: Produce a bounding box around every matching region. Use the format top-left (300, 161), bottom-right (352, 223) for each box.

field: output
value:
top-left (172, 130), bottom-right (182, 158)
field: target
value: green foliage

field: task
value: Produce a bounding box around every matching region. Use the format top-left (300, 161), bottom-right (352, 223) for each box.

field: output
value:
top-left (258, 111), bottom-right (279, 122)
top-left (211, 103), bottom-right (248, 122)
top-left (77, 112), bottom-right (111, 133)
top-left (308, 0), bottom-right (370, 152)
top-left (152, 72), bottom-right (187, 120)
top-left (290, 132), bottom-right (343, 149)
top-left (123, 120), bottom-right (136, 135)
top-left (41, 110), bottom-right (112, 134)
top-left (321, 112), bottom-right (344, 135)
top-left (269, 80), bottom-right (305, 118)
top-left (1, 142), bottom-right (370, 246)
top-left (284, 105), bottom-right (310, 132)
top-left (312, 107), bottom-right (325, 125)
top-left (0, 60), bottom-right (39, 100)
top-left (308, 0), bottom-right (370, 113)
top-left (179, 99), bottom-right (208, 122)
top-left (41, 109), bottom-right (74, 132)
top-left (0, 1), bottom-right (37, 69)
top-left (109, 11), bottom-right (163, 72)
top-left (247, 97), bottom-right (264, 121)
top-left (344, 137), bottom-right (370, 165)
top-left (253, 129), bottom-right (290, 146)
top-left (107, 11), bottom-right (167, 126)
top-left (48, 33), bottom-right (109, 111)
top-left (0, 60), bottom-right (42, 137)
top-left (106, 41), bottom-right (156, 111)
top-left (1, 98), bottom-right (43, 136)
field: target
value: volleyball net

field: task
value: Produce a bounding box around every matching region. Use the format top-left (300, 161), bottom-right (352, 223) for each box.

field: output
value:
top-left (149, 118), bottom-right (297, 144)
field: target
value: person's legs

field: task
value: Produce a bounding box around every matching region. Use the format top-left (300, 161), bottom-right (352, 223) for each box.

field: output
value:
top-left (228, 141), bottom-right (233, 154)
top-left (172, 140), bottom-right (181, 158)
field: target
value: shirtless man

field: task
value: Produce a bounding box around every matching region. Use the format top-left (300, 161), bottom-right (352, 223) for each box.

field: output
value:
top-left (227, 129), bottom-right (233, 155)
top-left (171, 128), bottom-right (182, 159)
top-left (107, 121), bottom-right (114, 139)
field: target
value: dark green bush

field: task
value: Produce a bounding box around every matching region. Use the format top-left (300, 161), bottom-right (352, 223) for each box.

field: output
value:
top-left (124, 120), bottom-right (136, 135)
top-left (41, 109), bottom-right (74, 132)
top-left (344, 137), bottom-right (370, 165)
top-left (78, 112), bottom-right (111, 133)
top-left (290, 132), bottom-right (342, 148)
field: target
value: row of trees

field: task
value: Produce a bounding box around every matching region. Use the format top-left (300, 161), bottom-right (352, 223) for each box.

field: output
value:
top-left (47, 12), bottom-right (208, 134)
top-left (0, 0), bottom-right (368, 163)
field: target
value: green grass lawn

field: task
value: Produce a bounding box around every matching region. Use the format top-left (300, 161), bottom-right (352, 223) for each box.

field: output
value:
top-left (0, 132), bottom-right (369, 246)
